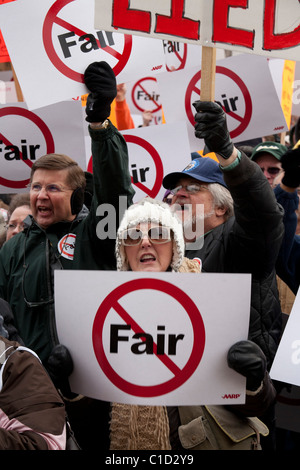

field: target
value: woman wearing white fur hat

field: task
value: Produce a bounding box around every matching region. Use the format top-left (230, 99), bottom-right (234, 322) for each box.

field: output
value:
top-left (109, 197), bottom-right (276, 451)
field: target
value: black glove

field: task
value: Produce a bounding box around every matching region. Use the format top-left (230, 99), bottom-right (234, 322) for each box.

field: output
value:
top-left (46, 344), bottom-right (73, 394)
top-left (193, 101), bottom-right (234, 159)
top-left (227, 340), bottom-right (267, 391)
top-left (84, 61), bottom-right (117, 123)
top-left (281, 147), bottom-right (300, 188)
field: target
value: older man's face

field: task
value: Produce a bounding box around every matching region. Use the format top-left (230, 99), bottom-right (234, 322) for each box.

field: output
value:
top-left (30, 169), bottom-right (75, 229)
top-left (170, 177), bottom-right (220, 239)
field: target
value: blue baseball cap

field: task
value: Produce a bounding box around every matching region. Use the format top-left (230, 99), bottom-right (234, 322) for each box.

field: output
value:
top-left (163, 157), bottom-right (227, 189)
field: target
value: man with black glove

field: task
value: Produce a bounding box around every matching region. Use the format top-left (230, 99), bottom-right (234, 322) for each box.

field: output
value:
top-left (162, 100), bottom-right (283, 449)
top-left (0, 61), bottom-right (135, 450)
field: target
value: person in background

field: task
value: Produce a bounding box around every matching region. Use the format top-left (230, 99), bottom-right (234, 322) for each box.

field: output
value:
top-left (5, 193), bottom-right (31, 242)
top-left (249, 141), bottom-right (286, 188)
top-left (275, 146), bottom-right (300, 296)
top-left (114, 83), bottom-right (135, 131)
top-left (108, 197), bottom-right (275, 450)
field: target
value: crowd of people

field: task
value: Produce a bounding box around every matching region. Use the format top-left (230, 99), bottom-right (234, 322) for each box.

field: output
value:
top-left (0, 60), bottom-right (299, 451)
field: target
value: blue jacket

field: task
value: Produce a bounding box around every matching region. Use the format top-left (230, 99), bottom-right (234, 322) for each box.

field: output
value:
top-left (275, 184), bottom-right (300, 295)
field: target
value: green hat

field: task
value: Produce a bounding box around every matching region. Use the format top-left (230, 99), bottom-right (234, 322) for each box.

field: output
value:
top-left (250, 141), bottom-right (287, 162)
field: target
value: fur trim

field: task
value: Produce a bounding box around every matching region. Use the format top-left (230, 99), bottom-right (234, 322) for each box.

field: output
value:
top-left (116, 198), bottom-right (185, 272)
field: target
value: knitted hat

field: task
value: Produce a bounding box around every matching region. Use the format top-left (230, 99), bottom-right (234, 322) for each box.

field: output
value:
top-left (115, 198), bottom-right (185, 272)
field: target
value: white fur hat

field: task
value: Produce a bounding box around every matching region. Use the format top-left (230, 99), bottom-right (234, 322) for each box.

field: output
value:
top-left (115, 198), bottom-right (185, 271)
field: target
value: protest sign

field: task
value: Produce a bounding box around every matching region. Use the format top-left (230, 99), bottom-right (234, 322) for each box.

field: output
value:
top-left (270, 290), bottom-right (300, 387)
top-left (94, 0), bottom-right (300, 61)
top-left (123, 76), bottom-right (163, 126)
top-left (85, 121), bottom-right (192, 202)
top-left (0, 100), bottom-right (86, 192)
top-left (55, 271), bottom-right (251, 405)
top-left (157, 54), bottom-right (288, 151)
top-left (0, 0), bottom-right (166, 110)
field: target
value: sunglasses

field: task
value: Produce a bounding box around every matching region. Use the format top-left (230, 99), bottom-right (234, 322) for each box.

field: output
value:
top-left (260, 167), bottom-right (281, 176)
top-left (170, 184), bottom-right (208, 196)
top-left (120, 226), bottom-right (172, 246)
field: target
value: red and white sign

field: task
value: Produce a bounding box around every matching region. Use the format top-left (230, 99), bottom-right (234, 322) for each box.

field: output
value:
top-left (0, 0), bottom-right (166, 110)
top-left (94, 0), bottom-right (300, 61)
top-left (157, 54), bottom-right (288, 151)
top-left (0, 101), bottom-right (86, 193)
top-left (85, 121), bottom-right (192, 202)
top-left (121, 122), bottom-right (191, 202)
top-left (54, 270), bottom-right (251, 405)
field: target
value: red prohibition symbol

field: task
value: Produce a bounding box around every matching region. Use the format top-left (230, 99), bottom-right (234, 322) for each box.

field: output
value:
top-left (42, 0), bottom-right (133, 83)
top-left (124, 134), bottom-right (164, 199)
top-left (0, 107), bottom-right (55, 189)
top-left (92, 278), bottom-right (206, 397)
top-left (185, 66), bottom-right (253, 139)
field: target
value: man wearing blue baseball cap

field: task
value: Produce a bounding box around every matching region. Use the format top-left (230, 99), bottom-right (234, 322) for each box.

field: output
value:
top-left (163, 101), bottom-right (284, 450)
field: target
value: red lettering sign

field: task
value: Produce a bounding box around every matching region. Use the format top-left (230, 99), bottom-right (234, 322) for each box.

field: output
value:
top-left (263, 0), bottom-right (300, 50)
top-left (155, 0), bottom-right (200, 40)
top-left (112, 0), bottom-right (151, 33)
top-left (112, 0), bottom-right (200, 41)
top-left (213, 0), bottom-right (254, 49)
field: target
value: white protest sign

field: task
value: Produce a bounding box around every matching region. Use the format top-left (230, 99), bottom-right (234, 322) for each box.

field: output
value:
top-left (0, 0), bottom-right (165, 110)
top-left (0, 101), bottom-right (86, 193)
top-left (125, 76), bottom-right (163, 126)
top-left (270, 290), bottom-right (300, 387)
top-left (55, 271), bottom-right (251, 405)
top-left (85, 121), bottom-right (192, 202)
top-left (157, 54), bottom-right (288, 151)
top-left (94, 0), bottom-right (300, 61)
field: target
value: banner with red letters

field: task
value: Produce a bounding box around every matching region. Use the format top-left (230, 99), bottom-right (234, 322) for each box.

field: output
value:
top-left (94, 0), bottom-right (300, 61)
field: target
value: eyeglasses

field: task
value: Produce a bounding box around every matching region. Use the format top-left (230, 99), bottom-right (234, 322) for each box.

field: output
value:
top-left (120, 226), bottom-right (172, 246)
top-left (170, 184), bottom-right (209, 196)
top-left (260, 167), bottom-right (281, 176)
top-left (6, 222), bottom-right (25, 232)
top-left (30, 183), bottom-right (71, 194)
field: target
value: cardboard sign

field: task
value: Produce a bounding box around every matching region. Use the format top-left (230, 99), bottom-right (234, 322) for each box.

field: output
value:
top-left (54, 271), bottom-right (251, 405)
top-left (0, 100), bottom-right (86, 192)
top-left (85, 121), bottom-right (192, 202)
top-left (0, 0), bottom-right (166, 110)
top-left (270, 290), bottom-right (300, 387)
top-left (157, 54), bottom-right (288, 151)
top-left (94, 0), bottom-right (300, 61)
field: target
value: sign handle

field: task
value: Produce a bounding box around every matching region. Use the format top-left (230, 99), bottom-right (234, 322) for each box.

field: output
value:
top-left (200, 46), bottom-right (216, 102)
top-left (12, 64), bottom-right (23, 101)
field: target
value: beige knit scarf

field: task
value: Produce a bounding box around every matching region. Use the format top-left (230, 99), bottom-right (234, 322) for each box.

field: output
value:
top-left (109, 403), bottom-right (171, 450)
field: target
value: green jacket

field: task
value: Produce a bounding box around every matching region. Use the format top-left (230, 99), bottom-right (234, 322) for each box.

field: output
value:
top-left (0, 122), bottom-right (135, 363)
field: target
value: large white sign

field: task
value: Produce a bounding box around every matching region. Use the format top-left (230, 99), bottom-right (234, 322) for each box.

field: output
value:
top-left (157, 54), bottom-right (288, 151)
top-left (271, 290), bottom-right (300, 387)
top-left (54, 271), bottom-right (251, 406)
top-left (0, 101), bottom-right (86, 193)
top-left (0, 0), bottom-right (165, 110)
top-left (94, 0), bottom-right (300, 61)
